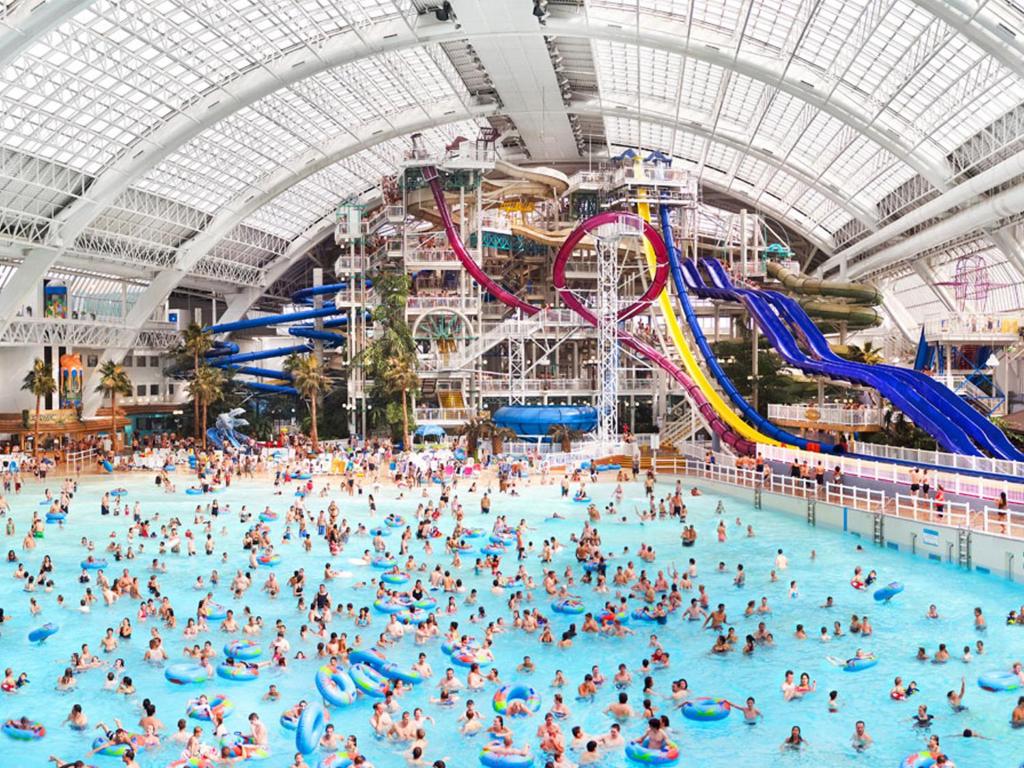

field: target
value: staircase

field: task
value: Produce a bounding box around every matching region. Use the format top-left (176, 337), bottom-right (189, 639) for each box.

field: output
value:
top-left (661, 399), bottom-right (704, 447)
top-left (427, 310), bottom-right (581, 372)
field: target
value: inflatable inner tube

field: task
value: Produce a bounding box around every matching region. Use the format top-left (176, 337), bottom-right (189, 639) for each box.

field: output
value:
top-left (680, 697), bottom-right (730, 721)
top-left (2, 720), bottom-right (46, 740)
top-left (224, 640), bottom-right (262, 660)
top-left (295, 702), bottom-right (326, 755)
top-left (480, 740), bottom-right (534, 768)
top-left (316, 666), bottom-right (358, 707)
top-left (978, 670), bottom-right (1022, 692)
top-left (165, 664), bottom-right (209, 685)
top-left (28, 623), bottom-right (59, 643)
top-left (873, 582), bottom-right (904, 602)
top-left (625, 737), bottom-right (680, 765)
top-left (493, 684), bottom-right (541, 716)
top-left (551, 598), bottom-right (584, 615)
top-left (187, 694), bottom-right (234, 721)
top-left (217, 662), bottom-right (259, 681)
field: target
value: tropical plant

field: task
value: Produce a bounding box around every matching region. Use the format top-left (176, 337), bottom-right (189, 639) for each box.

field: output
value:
top-left (490, 426), bottom-right (517, 456)
top-left (548, 423), bottom-right (583, 453)
top-left (21, 358), bottom-right (56, 458)
top-left (357, 271), bottom-right (419, 441)
top-left (711, 338), bottom-right (816, 415)
top-left (841, 340), bottom-right (885, 365)
top-left (178, 323), bottom-right (214, 440)
top-left (382, 355), bottom-right (420, 450)
top-left (189, 365), bottom-right (226, 449)
top-left (95, 360), bottom-right (133, 449)
top-left (284, 353), bottom-right (332, 451)
top-left (457, 415), bottom-right (488, 457)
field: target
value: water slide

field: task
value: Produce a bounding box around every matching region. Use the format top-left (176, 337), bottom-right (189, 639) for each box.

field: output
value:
top-left (423, 164), bottom-right (755, 455)
top-left (765, 262), bottom-right (881, 330)
top-left (632, 191), bottom-right (784, 450)
top-left (656, 201), bottom-right (834, 453)
top-left (697, 259), bottom-right (1024, 460)
top-left (203, 283), bottom-right (365, 396)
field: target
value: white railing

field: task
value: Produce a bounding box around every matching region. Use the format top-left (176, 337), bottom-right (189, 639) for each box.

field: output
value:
top-left (415, 408), bottom-right (477, 423)
top-left (65, 447), bottom-right (97, 472)
top-left (980, 506), bottom-right (1024, 539)
top-left (759, 443), bottom-right (1024, 506)
top-left (406, 296), bottom-right (479, 312)
top-left (850, 442), bottom-right (1024, 481)
top-left (768, 403), bottom-right (884, 428)
top-left (923, 315), bottom-right (1021, 339)
top-left (405, 248), bottom-right (462, 265)
top-left (894, 493), bottom-right (971, 528)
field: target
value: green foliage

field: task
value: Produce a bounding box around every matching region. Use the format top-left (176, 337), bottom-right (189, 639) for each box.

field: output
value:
top-left (858, 409), bottom-right (938, 451)
top-left (838, 340), bottom-right (884, 365)
top-left (710, 339), bottom-right (815, 415)
top-left (22, 358), bottom-right (56, 400)
top-left (358, 271), bottom-right (419, 440)
top-left (548, 423), bottom-right (582, 452)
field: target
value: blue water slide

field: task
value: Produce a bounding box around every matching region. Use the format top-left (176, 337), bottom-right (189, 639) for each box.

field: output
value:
top-left (695, 258), bottom-right (984, 456)
top-left (657, 203), bottom-right (834, 453)
top-left (752, 282), bottom-right (1024, 461)
top-left (201, 283), bottom-right (358, 395)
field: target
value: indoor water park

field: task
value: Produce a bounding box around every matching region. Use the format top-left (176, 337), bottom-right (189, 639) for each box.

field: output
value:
top-left (2, 2), bottom-right (1024, 768)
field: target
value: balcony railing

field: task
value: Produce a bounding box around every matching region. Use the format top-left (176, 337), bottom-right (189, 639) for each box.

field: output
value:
top-left (768, 403), bottom-right (884, 428)
top-left (406, 296), bottom-right (479, 312)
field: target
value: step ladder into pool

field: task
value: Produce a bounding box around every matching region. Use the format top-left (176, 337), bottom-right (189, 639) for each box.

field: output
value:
top-left (956, 528), bottom-right (972, 569)
top-left (872, 514), bottom-right (884, 546)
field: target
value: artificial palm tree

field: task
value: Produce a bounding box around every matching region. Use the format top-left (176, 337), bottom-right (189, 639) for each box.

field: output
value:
top-left (458, 414), bottom-right (490, 457)
top-left (284, 353), bottom-right (332, 451)
top-left (189, 365), bottom-right (225, 449)
top-left (844, 341), bottom-right (885, 365)
top-left (548, 423), bottom-right (582, 453)
top-left (383, 355), bottom-right (419, 450)
top-left (490, 426), bottom-right (517, 456)
top-left (21, 358), bottom-right (56, 458)
top-left (179, 323), bottom-right (214, 440)
top-left (95, 360), bottom-right (133, 450)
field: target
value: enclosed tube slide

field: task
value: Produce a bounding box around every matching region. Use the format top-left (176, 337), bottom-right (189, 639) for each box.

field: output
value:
top-left (202, 283), bottom-right (367, 396)
top-left (657, 202), bottom-right (834, 453)
top-left (422, 164), bottom-right (755, 455)
top-left (764, 262), bottom-right (881, 330)
top-left (700, 259), bottom-right (1024, 460)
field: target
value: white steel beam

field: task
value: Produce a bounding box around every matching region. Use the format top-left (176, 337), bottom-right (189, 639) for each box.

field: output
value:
top-left (0, 0), bottom-right (95, 70)
top-left (0, 249), bottom-right (61, 336)
top-left (574, 98), bottom-right (877, 230)
top-left (912, 259), bottom-right (961, 315)
top-left (845, 180), bottom-right (1024, 279)
top-left (911, 0), bottom-right (1024, 80)
top-left (816, 146), bottom-right (1024, 275)
top-left (44, 14), bottom-right (954, 265)
top-left (986, 228), bottom-right (1024, 283)
top-left (878, 287), bottom-right (920, 343)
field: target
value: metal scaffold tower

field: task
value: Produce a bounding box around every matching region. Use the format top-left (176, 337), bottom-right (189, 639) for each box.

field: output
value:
top-left (594, 215), bottom-right (642, 442)
top-left (508, 312), bottom-right (526, 405)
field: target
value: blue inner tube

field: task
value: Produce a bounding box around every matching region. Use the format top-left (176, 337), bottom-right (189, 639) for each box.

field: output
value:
top-left (165, 663), bottom-right (208, 685)
top-left (978, 670), bottom-right (1022, 691)
top-left (80, 559), bottom-right (107, 570)
top-left (295, 702), bottom-right (326, 755)
top-left (315, 667), bottom-right (358, 707)
top-left (28, 622), bottom-right (58, 643)
top-left (681, 697), bottom-right (730, 721)
top-left (101, 460), bottom-right (114, 472)
top-left (873, 582), bottom-right (904, 602)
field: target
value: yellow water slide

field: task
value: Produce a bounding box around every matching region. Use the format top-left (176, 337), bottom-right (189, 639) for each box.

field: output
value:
top-left (633, 172), bottom-right (781, 447)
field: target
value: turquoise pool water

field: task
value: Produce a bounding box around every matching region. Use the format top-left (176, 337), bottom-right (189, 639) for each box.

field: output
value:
top-left (2, 471), bottom-right (1023, 768)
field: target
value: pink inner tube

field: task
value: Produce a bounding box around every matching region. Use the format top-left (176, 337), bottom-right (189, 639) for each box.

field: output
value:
top-left (424, 166), bottom-right (754, 456)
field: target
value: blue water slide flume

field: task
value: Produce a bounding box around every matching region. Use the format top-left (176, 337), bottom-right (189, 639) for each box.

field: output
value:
top-left (657, 202), bottom-right (835, 454)
top-left (696, 258), bottom-right (983, 457)
top-left (753, 289), bottom-right (1024, 462)
top-left (199, 283), bottom-right (362, 396)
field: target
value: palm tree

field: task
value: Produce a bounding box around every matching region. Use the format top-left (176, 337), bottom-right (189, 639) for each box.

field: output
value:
top-left (458, 414), bottom-right (489, 457)
top-left (21, 358), bottom-right (56, 458)
top-left (189, 365), bottom-right (225, 449)
top-left (844, 341), bottom-right (885, 365)
top-left (490, 426), bottom-right (517, 456)
top-left (548, 423), bottom-right (582, 453)
top-left (383, 355), bottom-right (419, 449)
top-left (179, 323), bottom-right (214, 440)
top-left (284, 353), bottom-right (332, 451)
top-left (95, 360), bottom-right (133, 450)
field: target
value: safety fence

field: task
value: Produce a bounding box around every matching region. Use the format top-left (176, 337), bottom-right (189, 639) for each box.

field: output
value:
top-left (659, 444), bottom-right (1017, 536)
top-left (757, 443), bottom-right (1024, 506)
top-left (850, 441), bottom-right (1024, 481)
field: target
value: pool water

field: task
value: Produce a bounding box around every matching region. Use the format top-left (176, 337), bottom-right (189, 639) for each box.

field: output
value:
top-left (2, 471), bottom-right (1023, 768)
